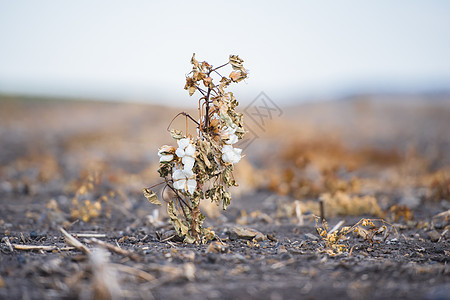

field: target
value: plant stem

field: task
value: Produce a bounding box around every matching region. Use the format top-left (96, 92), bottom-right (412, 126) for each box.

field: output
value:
top-left (166, 180), bottom-right (192, 211)
top-left (204, 88), bottom-right (211, 132)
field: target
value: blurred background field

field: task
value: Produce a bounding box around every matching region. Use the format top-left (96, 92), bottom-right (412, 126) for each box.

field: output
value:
top-left (1, 93), bottom-right (449, 228)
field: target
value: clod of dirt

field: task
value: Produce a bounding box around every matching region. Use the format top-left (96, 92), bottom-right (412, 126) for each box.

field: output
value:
top-left (432, 209), bottom-right (450, 229)
top-left (428, 230), bottom-right (441, 242)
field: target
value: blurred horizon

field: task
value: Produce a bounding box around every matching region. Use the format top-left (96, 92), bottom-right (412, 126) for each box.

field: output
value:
top-left (1, 1), bottom-right (450, 106)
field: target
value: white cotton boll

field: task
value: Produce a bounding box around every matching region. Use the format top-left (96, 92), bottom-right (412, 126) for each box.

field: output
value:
top-left (173, 169), bottom-right (184, 179)
top-left (222, 145), bottom-right (233, 152)
top-left (222, 150), bottom-right (236, 163)
top-left (173, 180), bottom-right (184, 190)
top-left (178, 138), bottom-right (190, 150)
top-left (229, 124), bottom-right (238, 133)
top-left (226, 133), bottom-right (239, 145)
top-left (222, 145), bottom-right (232, 155)
top-left (233, 148), bottom-right (242, 163)
top-left (184, 144), bottom-right (196, 156)
top-left (186, 179), bottom-right (197, 195)
top-left (159, 154), bottom-right (174, 162)
top-left (172, 168), bottom-right (195, 193)
top-left (173, 177), bottom-right (185, 190)
top-left (183, 169), bottom-right (194, 178)
top-left (182, 156), bottom-right (195, 171)
top-left (222, 145), bottom-right (242, 164)
top-left (158, 145), bottom-right (175, 156)
top-left (175, 148), bottom-right (185, 157)
top-left (222, 152), bottom-right (232, 163)
top-left (231, 154), bottom-right (241, 164)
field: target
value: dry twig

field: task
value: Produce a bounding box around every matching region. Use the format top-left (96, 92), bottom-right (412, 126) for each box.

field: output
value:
top-left (72, 233), bottom-right (106, 238)
top-left (59, 227), bottom-right (90, 254)
top-left (86, 238), bottom-right (141, 262)
top-left (1, 237), bottom-right (13, 252)
top-left (11, 244), bottom-right (74, 251)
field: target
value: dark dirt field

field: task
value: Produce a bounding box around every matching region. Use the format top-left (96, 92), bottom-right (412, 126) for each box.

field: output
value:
top-left (0, 94), bottom-right (449, 299)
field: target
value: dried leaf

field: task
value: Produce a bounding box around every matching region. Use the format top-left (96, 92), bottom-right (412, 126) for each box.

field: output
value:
top-left (222, 191), bottom-right (231, 210)
top-left (229, 55), bottom-right (245, 71)
top-left (170, 129), bottom-right (184, 140)
top-left (223, 165), bottom-right (237, 187)
top-left (193, 71), bottom-right (206, 81)
top-left (143, 188), bottom-right (161, 206)
top-left (189, 86), bottom-right (196, 96)
top-left (168, 201), bottom-right (190, 238)
top-left (184, 77), bottom-right (195, 90)
top-left (229, 70), bottom-right (246, 83)
top-left (191, 53), bottom-right (199, 69)
top-left (203, 77), bottom-right (214, 89)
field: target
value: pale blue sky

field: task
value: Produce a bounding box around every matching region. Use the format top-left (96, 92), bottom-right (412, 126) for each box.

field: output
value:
top-left (1, 1), bottom-right (450, 105)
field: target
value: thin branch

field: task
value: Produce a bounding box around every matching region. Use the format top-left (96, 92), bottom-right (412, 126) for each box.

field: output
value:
top-left (167, 112), bottom-right (200, 131)
top-left (203, 88), bottom-right (212, 131)
top-left (211, 62), bottom-right (229, 72)
top-left (146, 181), bottom-right (166, 189)
top-left (196, 86), bottom-right (206, 96)
top-left (209, 87), bottom-right (219, 96)
top-left (213, 69), bottom-right (226, 79)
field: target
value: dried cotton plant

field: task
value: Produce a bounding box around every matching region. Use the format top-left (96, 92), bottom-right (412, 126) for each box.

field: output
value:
top-left (144, 54), bottom-right (248, 243)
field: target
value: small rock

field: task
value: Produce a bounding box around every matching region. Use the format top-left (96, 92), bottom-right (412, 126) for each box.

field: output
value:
top-left (207, 241), bottom-right (228, 254)
top-left (428, 230), bottom-right (441, 243)
top-left (432, 210), bottom-right (450, 229)
top-left (230, 227), bottom-right (264, 240)
top-left (29, 231), bottom-right (46, 240)
top-left (30, 231), bottom-right (39, 240)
